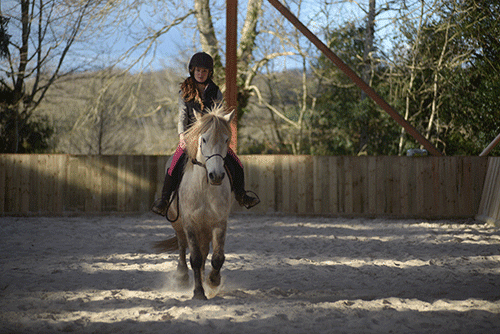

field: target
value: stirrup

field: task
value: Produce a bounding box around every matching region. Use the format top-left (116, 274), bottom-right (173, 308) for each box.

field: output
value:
top-left (241, 190), bottom-right (260, 209)
top-left (151, 198), bottom-right (168, 217)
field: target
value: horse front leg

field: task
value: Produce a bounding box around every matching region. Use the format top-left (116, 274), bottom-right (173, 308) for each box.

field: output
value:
top-left (208, 226), bottom-right (226, 288)
top-left (176, 239), bottom-right (189, 287)
top-left (172, 222), bottom-right (189, 286)
top-left (186, 230), bottom-right (207, 300)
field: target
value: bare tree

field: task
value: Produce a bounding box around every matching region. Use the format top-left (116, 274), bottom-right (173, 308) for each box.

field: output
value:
top-left (42, 67), bottom-right (183, 155)
top-left (124, 0), bottom-right (324, 153)
top-left (0, 11), bottom-right (9, 59)
top-left (192, 0), bottom-right (266, 111)
top-left (390, 0), bottom-right (473, 152)
top-left (396, 0), bottom-right (436, 154)
top-left (0, 0), bottom-right (114, 152)
top-left (246, 0), bottom-right (317, 154)
top-left (1, 0), bottom-right (198, 153)
top-left (362, 0), bottom-right (376, 95)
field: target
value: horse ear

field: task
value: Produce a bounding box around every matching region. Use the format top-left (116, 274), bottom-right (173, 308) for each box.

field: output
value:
top-left (223, 109), bottom-right (235, 123)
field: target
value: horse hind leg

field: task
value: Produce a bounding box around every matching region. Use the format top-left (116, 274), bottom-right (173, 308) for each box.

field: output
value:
top-left (208, 227), bottom-right (226, 288)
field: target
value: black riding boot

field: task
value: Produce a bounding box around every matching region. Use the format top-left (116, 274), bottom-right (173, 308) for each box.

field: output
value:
top-left (225, 154), bottom-right (260, 209)
top-left (151, 154), bottom-right (186, 216)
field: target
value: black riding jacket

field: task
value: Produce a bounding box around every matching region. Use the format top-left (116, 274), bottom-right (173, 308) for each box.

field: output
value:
top-left (177, 80), bottom-right (223, 134)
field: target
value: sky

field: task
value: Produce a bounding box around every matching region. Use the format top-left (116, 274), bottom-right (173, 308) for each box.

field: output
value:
top-left (1, 0), bottom-right (402, 74)
top-left (1, 0), bottom-right (190, 74)
top-left (101, 0), bottom-right (384, 72)
top-left (135, 0), bottom-right (401, 72)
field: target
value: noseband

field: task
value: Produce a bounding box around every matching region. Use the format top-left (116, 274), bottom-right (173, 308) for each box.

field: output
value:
top-left (192, 153), bottom-right (224, 169)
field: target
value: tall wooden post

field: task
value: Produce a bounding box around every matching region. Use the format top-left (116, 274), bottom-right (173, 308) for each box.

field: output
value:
top-left (226, 0), bottom-right (238, 151)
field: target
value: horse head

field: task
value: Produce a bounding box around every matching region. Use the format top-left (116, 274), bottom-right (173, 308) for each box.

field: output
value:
top-left (184, 104), bottom-right (235, 186)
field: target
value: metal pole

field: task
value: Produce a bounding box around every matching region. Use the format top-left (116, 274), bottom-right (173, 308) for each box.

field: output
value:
top-left (226, 0), bottom-right (238, 151)
top-left (267, 0), bottom-right (443, 156)
top-left (480, 133), bottom-right (500, 156)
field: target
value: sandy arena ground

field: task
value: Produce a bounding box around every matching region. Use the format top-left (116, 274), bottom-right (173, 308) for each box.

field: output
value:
top-left (1, 213), bottom-right (499, 333)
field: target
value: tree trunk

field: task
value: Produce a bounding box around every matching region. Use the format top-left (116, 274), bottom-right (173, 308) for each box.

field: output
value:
top-left (194, 0), bottom-right (222, 71)
top-left (237, 0), bottom-right (264, 120)
top-left (238, 0), bottom-right (263, 77)
top-left (194, 0), bottom-right (263, 114)
top-left (399, 0), bottom-right (425, 155)
top-left (358, 0), bottom-right (375, 154)
top-left (362, 0), bottom-right (375, 98)
top-left (10, 0), bottom-right (31, 153)
top-left (426, 17), bottom-right (451, 141)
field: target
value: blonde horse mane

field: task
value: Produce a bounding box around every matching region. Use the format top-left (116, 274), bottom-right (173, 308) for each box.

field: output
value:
top-left (183, 105), bottom-right (233, 161)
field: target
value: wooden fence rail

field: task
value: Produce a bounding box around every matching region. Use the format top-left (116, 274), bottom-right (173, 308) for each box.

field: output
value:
top-left (0, 154), bottom-right (490, 218)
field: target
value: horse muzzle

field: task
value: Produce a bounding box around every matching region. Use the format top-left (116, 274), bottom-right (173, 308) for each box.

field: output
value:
top-left (208, 171), bottom-right (225, 186)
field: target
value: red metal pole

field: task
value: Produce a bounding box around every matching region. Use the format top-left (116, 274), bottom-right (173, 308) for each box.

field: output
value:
top-left (226, 0), bottom-right (238, 152)
top-left (267, 0), bottom-right (443, 156)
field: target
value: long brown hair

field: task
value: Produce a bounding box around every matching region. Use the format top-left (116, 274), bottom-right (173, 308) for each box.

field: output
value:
top-left (180, 77), bottom-right (204, 110)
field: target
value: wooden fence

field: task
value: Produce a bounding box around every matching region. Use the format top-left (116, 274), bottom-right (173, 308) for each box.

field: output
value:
top-left (0, 154), bottom-right (490, 218)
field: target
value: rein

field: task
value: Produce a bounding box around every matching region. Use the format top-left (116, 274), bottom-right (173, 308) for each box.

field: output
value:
top-left (165, 189), bottom-right (180, 223)
top-left (165, 153), bottom-right (220, 223)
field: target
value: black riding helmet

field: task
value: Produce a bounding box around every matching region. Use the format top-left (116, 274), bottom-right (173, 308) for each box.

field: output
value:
top-left (188, 52), bottom-right (214, 84)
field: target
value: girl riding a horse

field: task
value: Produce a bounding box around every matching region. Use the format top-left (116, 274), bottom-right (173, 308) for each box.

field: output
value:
top-left (152, 52), bottom-right (260, 216)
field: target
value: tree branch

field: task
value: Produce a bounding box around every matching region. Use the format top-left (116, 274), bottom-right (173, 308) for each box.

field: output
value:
top-left (248, 84), bottom-right (300, 129)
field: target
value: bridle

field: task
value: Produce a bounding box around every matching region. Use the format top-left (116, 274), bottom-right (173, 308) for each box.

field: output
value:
top-left (192, 153), bottom-right (225, 169)
top-left (192, 140), bottom-right (226, 169)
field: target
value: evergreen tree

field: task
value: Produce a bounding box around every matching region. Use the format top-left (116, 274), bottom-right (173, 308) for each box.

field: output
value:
top-left (311, 23), bottom-right (399, 155)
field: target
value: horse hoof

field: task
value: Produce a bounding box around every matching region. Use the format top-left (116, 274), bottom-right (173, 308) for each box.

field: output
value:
top-left (192, 286), bottom-right (207, 300)
top-left (192, 291), bottom-right (207, 300)
top-left (208, 272), bottom-right (221, 288)
top-left (176, 277), bottom-right (190, 289)
top-left (175, 271), bottom-right (189, 281)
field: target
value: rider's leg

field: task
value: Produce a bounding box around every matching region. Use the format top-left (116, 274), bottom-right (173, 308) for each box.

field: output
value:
top-left (151, 145), bottom-right (187, 216)
top-left (225, 148), bottom-right (260, 209)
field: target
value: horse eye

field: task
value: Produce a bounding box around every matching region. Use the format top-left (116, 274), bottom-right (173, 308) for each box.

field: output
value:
top-left (202, 138), bottom-right (207, 144)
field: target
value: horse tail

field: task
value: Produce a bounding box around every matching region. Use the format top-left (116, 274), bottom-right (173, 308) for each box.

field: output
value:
top-left (152, 236), bottom-right (179, 253)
